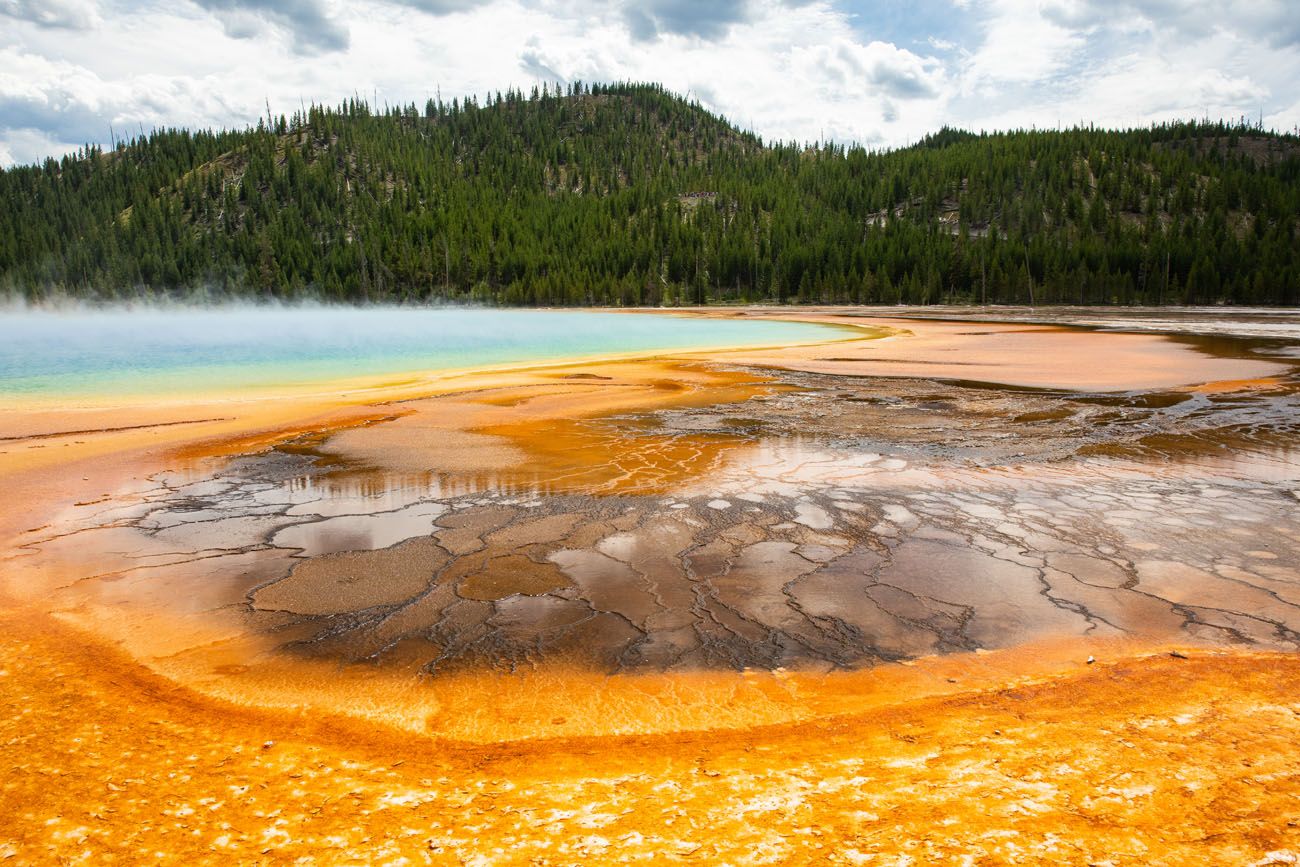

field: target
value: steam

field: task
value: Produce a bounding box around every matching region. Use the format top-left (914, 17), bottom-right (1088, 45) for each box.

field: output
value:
top-left (0, 284), bottom-right (490, 314)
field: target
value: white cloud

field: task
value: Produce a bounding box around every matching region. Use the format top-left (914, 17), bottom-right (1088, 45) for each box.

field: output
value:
top-left (0, 0), bottom-right (101, 30)
top-left (0, 46), bottom-right (249, 150)
top-left (961, 0), bottom-right (1084, 88)
top-left (622, 0), bottom-right (755, 42)
top-left (0, 126), bottom-right (79, 165)
top-left (481, 1), bottom-right (950, 145)
top-left (191, 0), bottom-right (350, 54)
top-left (946, 0), bottom-right (1290, 133)
top-left (0, 0), bottom-right (1297, 166)
top-left (1266, 98), bottom-right (1300, 137)
top-left (1039, 0), bottom-right (1300, 48)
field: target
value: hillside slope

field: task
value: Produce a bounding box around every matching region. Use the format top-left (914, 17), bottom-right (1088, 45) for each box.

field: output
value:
top-left (2, 82), bottom-right (1298, 305)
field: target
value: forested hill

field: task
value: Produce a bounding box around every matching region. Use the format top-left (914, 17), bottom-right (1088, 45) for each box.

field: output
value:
top-left (3, 82), bottom-right (1299, 306)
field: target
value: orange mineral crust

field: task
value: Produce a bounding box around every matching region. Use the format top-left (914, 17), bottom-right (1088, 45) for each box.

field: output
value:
top-left (1, 610), bottom-right (1297, 865)
top-left (2, 307), bottom-right (1300, 865)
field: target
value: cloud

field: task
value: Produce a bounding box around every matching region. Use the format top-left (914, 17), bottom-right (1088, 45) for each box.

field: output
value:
top-left (191, 0), bottom-right (349, 54)
top-left (482, 1), bottom-right (953, 146)
top-left (1265, 97), bottom-right (1300, 135)
top-left (0, 47), bottom-right (247, 160)
top-left (622, 0), bottom-right (753, 41)
top-left (0, 0), bottom-right (100, 29)
top-left (1, 0), bottom-right (1298, 167)
top-left (0, 127), bottom-right (75, 166)
top-left (1037, 0), bottom-right (1300, 48)
top-left (519, 36), bottom-right (565, 83)
top-left (792, 39), bottom-right (943, 100)
top-left (944, 0), bottom-right (1286, 134)
top-left (390, 0), bottom-right (486, 11)
top-left (962, 0), bottom-right (1084, 87)
top-left (858, 42), bottom-right (943, 99)
top-left (0, 50), bottom-right (119, 144)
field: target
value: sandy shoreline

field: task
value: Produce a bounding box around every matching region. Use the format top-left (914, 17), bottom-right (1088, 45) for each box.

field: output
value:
top-left (2, 307), bottom-right (1298, 863)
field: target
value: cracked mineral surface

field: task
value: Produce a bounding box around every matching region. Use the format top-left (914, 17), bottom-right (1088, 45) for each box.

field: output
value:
top-left (18, 315), bottom-right (1300, 688)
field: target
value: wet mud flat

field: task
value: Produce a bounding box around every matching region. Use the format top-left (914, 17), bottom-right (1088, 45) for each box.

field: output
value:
top-left (30, 344), bottom-right (1300, 681)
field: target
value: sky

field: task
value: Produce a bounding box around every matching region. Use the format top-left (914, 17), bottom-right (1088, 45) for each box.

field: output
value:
top-left (2, 0), bottom-right (1299, 166)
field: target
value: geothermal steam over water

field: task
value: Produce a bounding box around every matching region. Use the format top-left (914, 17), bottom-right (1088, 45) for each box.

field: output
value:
top-left (0, 307), bottom-right (834, 399)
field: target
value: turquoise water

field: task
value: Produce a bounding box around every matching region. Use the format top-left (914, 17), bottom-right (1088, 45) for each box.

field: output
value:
top-left (0, 307), bottom-right (835, 401)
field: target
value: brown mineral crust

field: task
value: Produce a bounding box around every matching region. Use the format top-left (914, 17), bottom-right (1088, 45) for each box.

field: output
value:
top-left (251, 536), bottom-right (447, 616)
top-left (455, 553), bottom-right (572, 601)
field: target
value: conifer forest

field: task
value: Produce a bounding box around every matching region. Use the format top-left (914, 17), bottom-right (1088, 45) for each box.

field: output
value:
top-left (3, 82), bottom-right (1298, 306)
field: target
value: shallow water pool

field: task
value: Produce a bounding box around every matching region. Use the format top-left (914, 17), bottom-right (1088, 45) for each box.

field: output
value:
top-left (0, 306), bottom-right (838, 401)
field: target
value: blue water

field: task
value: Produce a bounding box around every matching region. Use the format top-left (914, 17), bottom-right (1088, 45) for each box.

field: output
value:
top-left (0, 307), bottom-right (835, 400)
